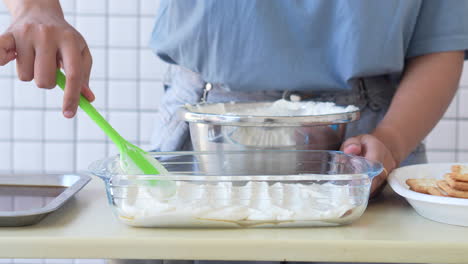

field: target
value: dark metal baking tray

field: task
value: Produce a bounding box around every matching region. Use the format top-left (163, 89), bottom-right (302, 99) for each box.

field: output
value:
top-left (0, 174), bottom-right (91, 227)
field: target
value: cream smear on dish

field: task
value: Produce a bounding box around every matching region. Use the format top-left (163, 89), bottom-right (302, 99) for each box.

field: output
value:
top-left (116, 179), bottom-right (364, 227)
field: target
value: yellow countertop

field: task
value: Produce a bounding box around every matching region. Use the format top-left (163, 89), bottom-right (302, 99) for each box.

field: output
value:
top-left (0, 176), bottom-right (467, 263)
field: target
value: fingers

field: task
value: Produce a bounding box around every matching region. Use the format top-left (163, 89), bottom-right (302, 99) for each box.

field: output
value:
top-left (7, 19), bottom-right (94, 118)
top-left (343, 134), bottom-right (398, 199)
top-left (341, 136), bottom-right (362, 155)
top-left (33, 36), bottom-right (57, 88)
top-left (81, 84), bottom-right (95, 102)
top-left (15, 37), bottom-right (35, 82)
top-left (60, 38), bottom-right (83, 118)
top-left (81, 45), bottom-right (94, 102)
top-left (0, 32), bottom-right (16, 66)
top-left (358, 135), bottom-right (385, 162)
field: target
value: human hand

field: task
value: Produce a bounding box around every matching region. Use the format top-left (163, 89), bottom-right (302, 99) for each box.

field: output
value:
top-left (0, 1), bottom-right (94, 118)
top-left (341, 134), bottom-right (397, 197)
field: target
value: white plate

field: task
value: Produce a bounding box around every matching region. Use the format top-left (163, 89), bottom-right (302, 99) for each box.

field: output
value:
top-left (388, 163), bottom-right (468, 227)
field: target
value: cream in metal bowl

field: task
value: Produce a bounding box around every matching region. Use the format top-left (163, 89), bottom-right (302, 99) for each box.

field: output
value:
top-left (178, 100), bottom-right (360, 151)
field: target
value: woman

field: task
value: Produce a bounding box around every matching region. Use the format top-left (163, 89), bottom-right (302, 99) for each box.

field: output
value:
top-left (0, 0), bottom-right (467, 264)
top-left (149, 0), bottom-right (467, 197)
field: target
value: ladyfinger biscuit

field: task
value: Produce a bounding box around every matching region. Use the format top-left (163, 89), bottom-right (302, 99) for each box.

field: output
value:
top-left (437, 180), bottom-right (468, 199)
top-left (450, 165), bottom-right (468, 181)
top-left (427, 186), bottom-right (448, 197)
top-left (444, 174), bottom-right (468, 191)
top-left (450, 172), bottom-right (468, 183)
top-left (451, 165), bottom-right (462, 174)
top-left (406, 178), bottom-right (438, 194)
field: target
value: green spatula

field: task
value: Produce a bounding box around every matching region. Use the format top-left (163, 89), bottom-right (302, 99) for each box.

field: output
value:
top-left (55, 69), bottom-right (169, 176)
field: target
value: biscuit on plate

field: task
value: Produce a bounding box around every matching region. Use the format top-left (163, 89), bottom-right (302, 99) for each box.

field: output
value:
top-left (450, 165), bottom-right (468, 182)
top-left (444, 174), bottom-right (468, 191)
top-left (436, 180), bottom-right (468, 199)
top-left (406, 178), bottom-right (447, 196)
top-left (449, 172), bottom-right (468, 183)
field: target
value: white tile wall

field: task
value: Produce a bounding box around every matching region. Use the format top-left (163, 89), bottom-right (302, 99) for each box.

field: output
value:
top-left (109, 0), bottom-right (138, 15)
top-left (459, 89), bottom-right (468, 118)
top-left (458, 121), bottom-right (468, 150)
top-left (76, 16), bottom-right (106, 47)
top-left (140, 17), bottom-right (155, 47)
top-left (76, 142), bottom-right (106, 171)
top-left (108, 49), bottom-right (138, 79)
top-left (426, 151), bottom-right (456, 163)
top-left (77, 110), bottom-right (107, 141)
top-left (0, 142), bottom-right (11, 172)
top-left (0, 110), bottom-right (11, 140)
top-left (108, 112), bottom-right (139, 142)
top-left (108, 80), bottom-right (138, 109)
top-left (109, 17), bottom-right (138, 47)
top-left (424, 61), bottom-right (468, 163)
top-left (140, 81), bottom-right (164, 110)
top-left (141, 0), bottom-right (161, 16)
top-left (44, 143), bottom-right (75, 172)
top-left (13, 110), bottom-right (43, 140)
top-left (140, 49), bottom-right (168, 79)
top-left (425, 120), bottom-right (457, 150)
top-left (13, 142), bottom-right (43, 173)
top-left (44, 111), bottom-right (75, 141)
top-left (13, 80), bottom-right (45, 108)
top-left (0, 2), bottom-right (163, 261)
top-left (89, 48), bottom-right (107, 79)
top-left (0, 78), bottom-right (12, 107)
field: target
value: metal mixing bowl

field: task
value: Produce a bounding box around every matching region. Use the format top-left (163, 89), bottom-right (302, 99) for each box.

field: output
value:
top-left (179, 101), bottom-right (360, 151)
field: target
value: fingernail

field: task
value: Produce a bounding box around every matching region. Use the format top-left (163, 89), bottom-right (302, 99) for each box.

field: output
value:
top-left (64, 110), bottom-right (75, 118)
top-left (346, 143), bottom-right (360, 149)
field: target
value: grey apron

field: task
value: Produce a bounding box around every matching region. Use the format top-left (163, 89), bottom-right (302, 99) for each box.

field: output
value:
top-left (113, 67), bottom-right (427, 264)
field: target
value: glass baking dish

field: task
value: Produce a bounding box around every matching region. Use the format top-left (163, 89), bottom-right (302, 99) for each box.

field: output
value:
top-left (89, 150), bottom-right (382, 228)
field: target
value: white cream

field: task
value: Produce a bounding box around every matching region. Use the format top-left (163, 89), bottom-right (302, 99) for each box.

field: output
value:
top-left (220, 99), bottom-right (358, 147)
top-left (226, 99), bottom-right (358, 116)
top-left (116, 180), bottom-right (363, 227)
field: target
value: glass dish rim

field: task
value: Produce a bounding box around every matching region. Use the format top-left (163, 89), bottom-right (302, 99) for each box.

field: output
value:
top-left (89, 149), bottom-right (383, 181)
top-left (178, 101), bottom-right (360, 126)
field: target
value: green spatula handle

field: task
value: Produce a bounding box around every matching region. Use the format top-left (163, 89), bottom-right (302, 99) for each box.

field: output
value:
top-left (56, 69), bottom-right (125, 148)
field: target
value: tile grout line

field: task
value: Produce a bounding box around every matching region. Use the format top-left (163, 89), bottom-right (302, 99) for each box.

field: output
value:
top-left (41, 89), bottom-right (46, 174)
top-left (9, 50), bottom-right (14, 213)
top-left (136, 0), bottom-right (142, 147)
top-left (0, 105), bottom-right (159, 113)
top-left (0, 11), bottom-right (155, 18)
top-left (0, 138), bottom-right (151, 144)
top-left (72, 4), bottom-right (79, 258)
top-left (104, 0), bottom-right (110, 157)
top-left (72, 0), bottom-right (78, 174)
top-left (67, 0), bottom-right (78, 175)
top-left (0, 75), bottom-right (164, 82)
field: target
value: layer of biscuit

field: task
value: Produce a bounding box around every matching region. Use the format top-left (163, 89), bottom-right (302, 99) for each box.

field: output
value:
top-left (427, 186), bottom-right (448, 197)
top-left (450, 165), bottom-right (468, 182)
top-left (449, 173), bottom-right (468, 183)
top-left (406, 178), bottom-right (447, 196)
top-left (437, 180), bottom-right (468, 199)
top-left (444, 174), bottom-right (468, 191)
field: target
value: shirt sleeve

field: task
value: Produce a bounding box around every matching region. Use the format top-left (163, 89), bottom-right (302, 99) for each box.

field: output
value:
top-left (406, 0), bottom-right (468, 59)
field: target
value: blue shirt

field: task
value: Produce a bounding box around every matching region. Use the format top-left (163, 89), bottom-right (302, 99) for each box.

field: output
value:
top-left (151, 0), bottom-right (468, 92)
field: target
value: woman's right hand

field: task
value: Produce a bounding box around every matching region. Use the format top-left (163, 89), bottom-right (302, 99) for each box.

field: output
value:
top-left (0, 0), bottom-right (94, 118)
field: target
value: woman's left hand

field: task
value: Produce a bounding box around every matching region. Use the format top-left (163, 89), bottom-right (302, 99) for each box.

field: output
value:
top-left (340, 134), bottom-right (397, 197)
